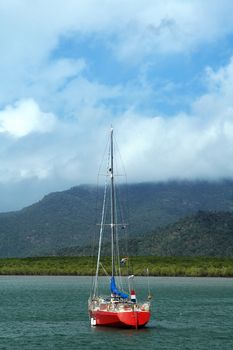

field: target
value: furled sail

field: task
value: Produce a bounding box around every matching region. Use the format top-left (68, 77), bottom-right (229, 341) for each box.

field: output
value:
top-left (110, 276), bottom-right (128, 299)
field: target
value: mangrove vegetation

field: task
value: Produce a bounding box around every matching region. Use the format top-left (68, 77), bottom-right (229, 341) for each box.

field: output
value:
top-left (0, 256), bottom-right (233, 277)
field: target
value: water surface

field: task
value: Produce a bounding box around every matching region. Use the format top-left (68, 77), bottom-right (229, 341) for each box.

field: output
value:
top-left (0, 276), bottom-right (232, 349)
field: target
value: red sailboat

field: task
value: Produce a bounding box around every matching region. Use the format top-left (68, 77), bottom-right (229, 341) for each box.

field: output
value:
top-left (88, 128), bottom-right (151, 329)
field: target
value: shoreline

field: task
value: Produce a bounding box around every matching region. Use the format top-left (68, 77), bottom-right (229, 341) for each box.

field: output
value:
top-left (0, 256), bottom-right (233, 277)
top-left (0, 274), bottom-right (233, 280)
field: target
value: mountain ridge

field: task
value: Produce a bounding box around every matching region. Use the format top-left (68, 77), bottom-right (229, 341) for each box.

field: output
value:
top-left (1, 180), bottom-right (233, 257)
top-left (55, 210), bottom-right (233, 257)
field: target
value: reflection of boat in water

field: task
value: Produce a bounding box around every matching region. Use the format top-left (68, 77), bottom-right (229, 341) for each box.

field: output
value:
top-left (88, 127), bottom-right (151, 329)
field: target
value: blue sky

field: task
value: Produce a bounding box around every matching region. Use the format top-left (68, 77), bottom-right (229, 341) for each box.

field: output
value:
top-left (1, 0), bottom-right (233, 211)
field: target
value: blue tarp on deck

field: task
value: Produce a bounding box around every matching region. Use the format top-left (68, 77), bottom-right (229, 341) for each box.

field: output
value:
top-left (110, 276), bottom-right (128, 299)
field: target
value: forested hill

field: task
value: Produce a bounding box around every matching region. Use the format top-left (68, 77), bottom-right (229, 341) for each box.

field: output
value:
top-left (1, 181), bottom-right (233, 257)
top-left (57, 211), bottom-right (233, 257)
top-left (133, 211), bottom-right (233, 256)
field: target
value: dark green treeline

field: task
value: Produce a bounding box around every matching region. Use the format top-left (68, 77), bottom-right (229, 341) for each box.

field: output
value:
top-left (0, 256), bottom-right (233, 277)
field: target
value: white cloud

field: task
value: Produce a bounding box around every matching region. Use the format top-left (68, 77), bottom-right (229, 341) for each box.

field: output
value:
top-left (0, 99), bottom-right (56, 137)
top-left (102, 0), bottom-right (233, 61)
top-left (114, 56), bottom-right (233, 181)
top-left (1, 56), bottom-right (233, 188)
top-left (1, 1), bottom-right (233, 79)
top-left (0, 0), bottom-right (233, 108)
top-left (116, 111), bottom-right (233, 181)
top-left (1, 1), bottom-right (233, 210)
top-left (35, 58), bottom-right (86, 86)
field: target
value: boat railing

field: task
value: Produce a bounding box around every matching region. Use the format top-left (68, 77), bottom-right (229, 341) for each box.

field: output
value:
top-left (89, 298), bottom-right (150, 312)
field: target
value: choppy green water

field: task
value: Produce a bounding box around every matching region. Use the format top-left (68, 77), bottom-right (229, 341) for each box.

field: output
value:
top-left (0, 276), bottom-right (232, 350)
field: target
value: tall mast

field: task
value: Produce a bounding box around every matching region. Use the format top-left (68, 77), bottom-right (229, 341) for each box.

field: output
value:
top-left (110, 127), bottom-right (116, 277)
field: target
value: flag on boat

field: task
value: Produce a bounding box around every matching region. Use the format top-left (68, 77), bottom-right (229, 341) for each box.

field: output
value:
top-left (130, 290), bottom-right (137, 303)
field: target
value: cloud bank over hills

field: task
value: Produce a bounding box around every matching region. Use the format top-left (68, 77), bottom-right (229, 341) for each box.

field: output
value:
top-left (1, 0), bottom-right (233, 210)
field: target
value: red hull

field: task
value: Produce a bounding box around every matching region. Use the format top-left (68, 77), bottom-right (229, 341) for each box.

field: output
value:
top-left (90, 310), bottom-right (150, 328)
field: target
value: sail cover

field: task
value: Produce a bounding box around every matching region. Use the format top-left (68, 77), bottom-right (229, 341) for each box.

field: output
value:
top-left (110, 277), bottom-right (128, 299)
